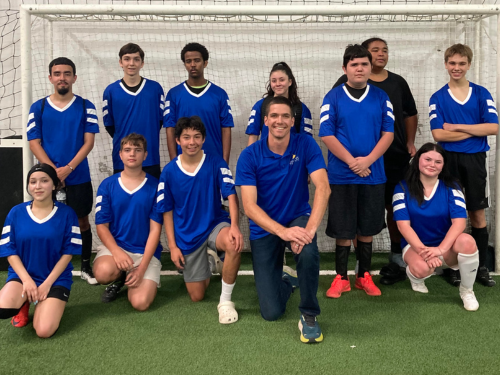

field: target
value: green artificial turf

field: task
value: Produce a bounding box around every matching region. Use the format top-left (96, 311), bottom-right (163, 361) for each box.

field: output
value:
top-left (0, 255), bottom-right (499, 375)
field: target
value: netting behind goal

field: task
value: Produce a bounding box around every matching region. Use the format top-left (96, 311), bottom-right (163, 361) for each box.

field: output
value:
top-left (4, 1), bottom-right (500, 253)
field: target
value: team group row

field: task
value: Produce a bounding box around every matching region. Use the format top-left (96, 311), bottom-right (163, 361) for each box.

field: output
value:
top-left (0, 40), bottom-right (497, 342)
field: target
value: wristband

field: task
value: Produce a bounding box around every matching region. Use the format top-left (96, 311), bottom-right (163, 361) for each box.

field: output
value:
top-left (67, 164), bottom-right (74, 171)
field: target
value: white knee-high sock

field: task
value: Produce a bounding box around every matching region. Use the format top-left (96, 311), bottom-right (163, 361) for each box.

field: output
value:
top-left (406, 267), bottom-right (431, 283)
top-left (220, 280), bottom-right (235, 304)
top-left (458, 251), bottom-right (479, 290)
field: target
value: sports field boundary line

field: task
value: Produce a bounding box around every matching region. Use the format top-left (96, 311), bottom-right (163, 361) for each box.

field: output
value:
top-left (72, 270), bottom-right (500, 277)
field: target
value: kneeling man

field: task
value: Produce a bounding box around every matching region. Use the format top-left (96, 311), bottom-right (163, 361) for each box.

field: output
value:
top-left (236, 96), bottom-right (330, 343)
top-left (93, 133), bottom-right (163, 310)
top-left (156, 116), bottom-right (243, 324)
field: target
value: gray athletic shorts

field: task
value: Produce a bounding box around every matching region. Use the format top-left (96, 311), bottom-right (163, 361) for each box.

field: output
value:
top-left (182, 221), bottom-right (230, 283)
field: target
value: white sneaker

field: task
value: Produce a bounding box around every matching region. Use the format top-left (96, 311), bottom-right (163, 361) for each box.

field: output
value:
top-left (207, 249), bottom-right (223, 274)
top-left (460, 285), bottom-right (479, 311)
top-left (410, 280), bottom-right (428, 293)
top-left (81, 269), bottom-right (98, 285)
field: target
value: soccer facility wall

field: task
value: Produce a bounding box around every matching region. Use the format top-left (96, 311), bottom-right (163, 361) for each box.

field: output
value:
top-left (1, 1), bottom-right (500, 267)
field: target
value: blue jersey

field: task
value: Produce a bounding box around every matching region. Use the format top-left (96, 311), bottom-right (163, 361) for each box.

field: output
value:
top-left (156, 153), bottom-right (235, 255)
top-left (429, 82), bottom-right (498, 153)
top-left (0, 202), bottom-right (82, 290)
top-left (393, 180), bottom-right (467, 249)
top-left (102, 79), bottom-right (165, 169)
top-left (245, 98), bottom-right (313, 138)
top-left (95, 173), bottom-right (163, 259)
top-left (236, 133), bottom-right (326, 240)
top-left (26, 95), bottom-right (99, 185)
top-left (164, 82), bottom-right (234, 157)
top-left (319, 84), bottom-right (394, 185)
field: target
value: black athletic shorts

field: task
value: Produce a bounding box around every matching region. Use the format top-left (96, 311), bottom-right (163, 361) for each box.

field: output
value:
top-left (113, 164), bottom-right (161, 179)
top-left (9, 278), bottom-right (70, 302)
top-left (446, 151), bottom-right (489, 211)
top-left (326, 183), bottom-right (386, 239)
top-left (64, 181), bottom-right (93, 218)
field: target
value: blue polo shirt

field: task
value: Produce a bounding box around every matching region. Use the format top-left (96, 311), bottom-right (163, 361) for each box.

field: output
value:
top-left (236, 133), bottom-right (326, 240)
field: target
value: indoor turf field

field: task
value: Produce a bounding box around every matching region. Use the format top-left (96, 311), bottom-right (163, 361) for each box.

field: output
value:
top-left (1, 253), bottom-right (499, 375)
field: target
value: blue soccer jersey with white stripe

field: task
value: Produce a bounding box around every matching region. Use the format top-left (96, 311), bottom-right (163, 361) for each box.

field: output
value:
top-left (95, 173), bottom-right (163, 259)
top-left (245, 98), bottom-right (313, 139)
top-left (236, 133), bottom-right (326, 240)
top-left (26, 95), bottom-right (99, 186)
top-left (0, 202), bottom-right (82, 290)
top-left (392, 180), bottom-right (467, 249)
top-left (163, 82), bottom-right (234, 158)
top-left (429, 82), bottom-right (498, 153)
top-left (156, 153), bottom-right (235, 255)
top-left (102, 79), bottom-right (165, 169)
top-left (319, 84), bottom-right (394, 185)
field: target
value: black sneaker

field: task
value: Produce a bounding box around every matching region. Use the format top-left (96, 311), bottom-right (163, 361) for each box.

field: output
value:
top-left (380, 265), bottom-right (407, 285)
top-left (447, 269), bottom-right (461, 287)
top-left (476, 266), bottom-right (496, 287)
top-left (101, 273), bottom-right (126, 303)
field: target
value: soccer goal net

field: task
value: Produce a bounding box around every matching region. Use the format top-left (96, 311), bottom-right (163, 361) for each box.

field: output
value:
top-left (4, 1), bottom-right (500, 264)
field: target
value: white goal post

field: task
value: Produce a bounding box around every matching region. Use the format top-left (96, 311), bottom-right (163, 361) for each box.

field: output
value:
top-left (18, 4), bottom-right (500, 269)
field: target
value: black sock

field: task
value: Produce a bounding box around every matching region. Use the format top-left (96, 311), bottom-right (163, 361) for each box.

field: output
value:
top-left (335, 245), bottom-right (351, 279)
top-left (81, 229), bottom-right (92, 270)
top-left (357, 240), bottom-right (373, 277)
top-left (471, 226), bottom-right (488, 268)
top-left (0, 307), bottom-right (22, 319)
top-left (391, 241), bottom-right (402, 254)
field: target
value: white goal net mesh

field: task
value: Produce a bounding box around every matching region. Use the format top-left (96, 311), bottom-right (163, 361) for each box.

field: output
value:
top-left (2, 0), bottom-right (499, 253)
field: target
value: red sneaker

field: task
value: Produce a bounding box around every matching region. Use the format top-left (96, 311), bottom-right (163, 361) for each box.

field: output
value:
top-left (326, 275), bottom-right (351, 298)
top-left (355, 272), bottom-right (382, 296)
top-left (11, 301), bottom-right (29, 328)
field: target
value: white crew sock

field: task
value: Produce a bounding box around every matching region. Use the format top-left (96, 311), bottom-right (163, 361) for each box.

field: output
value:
top-left (220, 279), bottom-right (235, 304)
top-left (458, 251), bottom-right (479, 290)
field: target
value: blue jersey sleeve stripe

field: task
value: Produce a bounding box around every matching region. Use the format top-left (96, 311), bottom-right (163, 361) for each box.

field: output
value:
top-left (392, 192), bottom-right (405, 204)
top-left (157, 193), bottom-right (164, 203)
top-left (429, 104), bottom-right (436, 113)
top-left (489, 108), bottom-right (498, 116)
top-left (157, 182), bottom-right (164, 191)
top-left (452, 189), bottom-right (465, 199)
top-left (0, 236), bottom-right (10, 245)
top-left (303, 127), bottom-right (313, 134)
top-left (95, 206), bottom-right (102, 213)
top-left (87, 108), bottom-right (97, 115)
top-left (387, 111), bottom-right (395, 121)
top-left (223, 177), bottom-right (235, 184)
top-left (2, 225), bottom-right (10, 235)
top-left (320, 104), bottom-right (330, 114)
top-left (320, 114), bottom-right (329, 124)
top-left (455, 200), bottom-right (466, 209)
top-left (87, 117), bottom-right (98, 124)
top-left (429, 113), bottom-right (437, 121)
top-left (71, 238), bottom-right (82, 245)
top-left (71, 226), bottom-right (81, 234)
top-left (304, 118), bottom-right (313, 125)
top-left (393, 203), bottom-right (406, 212)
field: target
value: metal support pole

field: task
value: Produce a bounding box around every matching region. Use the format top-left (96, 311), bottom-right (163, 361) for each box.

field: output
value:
top-left (20, 6), bottom-right (33, 202)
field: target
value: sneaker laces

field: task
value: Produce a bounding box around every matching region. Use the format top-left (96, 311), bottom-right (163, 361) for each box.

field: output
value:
top-left (303, 314), bottom-right (316, 327)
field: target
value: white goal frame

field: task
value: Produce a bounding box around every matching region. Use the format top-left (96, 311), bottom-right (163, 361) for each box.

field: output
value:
top-left (19, 4), bottom-right (500, 269)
